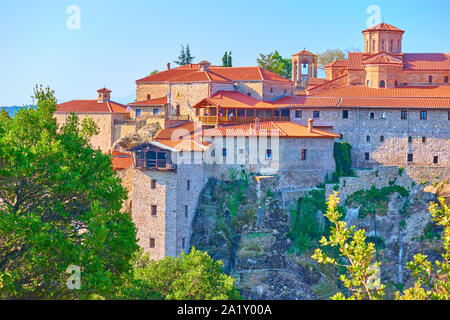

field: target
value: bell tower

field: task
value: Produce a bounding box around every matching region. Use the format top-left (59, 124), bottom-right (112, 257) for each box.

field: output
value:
top-left (292, 49), bottom-right (317, 88)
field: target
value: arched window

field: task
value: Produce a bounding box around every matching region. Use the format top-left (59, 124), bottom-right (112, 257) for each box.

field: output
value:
top-left (445, 77), bottom-right (449, 84)
top-left (367, 80), bottom-right (370, 86)
top-left (380, 80), bottom-right (386, 88)
top-left (408, 136), bottom-right (412, 143)
top-left (373, 40), bottom-right (376, 52)
top-left (429, 76), bottom-right (433, 84)
top-left (380, 135), bottom-right (385, 142)
top-left (147, 94), bottom-right (151, 100)
top-left (382, 40), bottom-right (385, 51)
top-left (390, 40), bottom-right (394, 52)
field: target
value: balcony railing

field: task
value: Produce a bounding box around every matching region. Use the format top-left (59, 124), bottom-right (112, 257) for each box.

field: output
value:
top-left (198, 115), bottom-right (290, 125)
top-left (135, 159), bottom-right (176, 171)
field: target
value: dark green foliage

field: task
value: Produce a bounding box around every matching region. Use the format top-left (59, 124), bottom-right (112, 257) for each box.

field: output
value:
top-left (0, 85), bottom-right (139, 299)
top-left (222, 51), bottom-right (232, 67)
top-left (288, 190), bottom-right (327, 254)
top-left (346, 185), bottom-right (409, 219)
top-left (256, 51), bottom-right (292, 78)
top-left (366, 236), bottom-right (386, 250)
top-left (175, 44), bottom-right (195, 66)
top-left (333, 142), bottom-right (354, 179)
top-left (118, 248), bottom-right (240, 300)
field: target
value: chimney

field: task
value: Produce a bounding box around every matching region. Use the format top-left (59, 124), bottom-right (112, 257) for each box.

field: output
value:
top-left (167, 62), bottom-right (171, 70)
top-left (255, 118), bottom-right (260, 132)
top-left (307, 118), bottom-right (314, 133)
top-left (97, 88), bottom-right (111, 103)
top-left (198, 60), bottom-right (211, 72)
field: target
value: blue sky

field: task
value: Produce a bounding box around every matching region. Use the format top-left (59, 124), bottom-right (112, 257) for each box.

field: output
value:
top-left (1, 0), bottom-right (449, 105)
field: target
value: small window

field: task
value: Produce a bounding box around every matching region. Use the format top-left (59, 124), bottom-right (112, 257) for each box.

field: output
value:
top-left (448, 111), bottom-right (450, 120)
top-left (187, 180), bottom-right (191, 191)
top-left (270, 87), bottom-right (273, 93)
top-left (222, 148), bottom-right (227, 157)
top-left (295, 110), bottom-right (302, 119)
top-left (408, 136), bottom-right (413, 143)
top-left (151, 180), bottom-right (157, 189)
top-left (313, 111), bottom-right (320, 119)
top-left (370, 112), bottom-right (375, 119)
top-left (266, 149), bottom-right (272, 160)
top-left (408, 154), bottom-right (414, 162)
top-left (422, 137), bottom-right (426, 144)
top-left (367, 80), bottom-right (370, 86)
top-left (380, 135), bottom-right (384, 142)
top-left (151, 205), bottom-right (157, 217)
top-left (342, 110), bottom-right (349, 119)
top-left (401, 110), bottom-right (408, 120)
top-left (433, 156), bottom-right (439, 164)
top-left (445, 77), bottom-right (449, 84)
top-left (184, 205), bottom-right (188, 218)
top-left (284, 89), bottom-right (287, 94)
top-left (147, 94), bottom-right (151, 100)
top-left (429, 76), bottom-right (433, 83)
top-left (365, 153), bottom-right (370, 161)
top-left (394, 81), bottom-right (398, 87)
top-left (381, 112), bottom-right (386, 119)
top-left (380, 80), bottom-right (386, 88)
top-left (420, 110), bottom-right (427, 120)
top-left (381, 40), bottom-right (385, 51)
top-left (366, 135), bottom-right (370, 142)
top-left (239, 148), bottom-right (244, 154)
top-left (247, 92), bottom-right (251, 96)
top-left (153, 109), bottom-right (159, 115)
top-left (150, 238), bottom-right (155, 248)
top-left (136, 109), bottom-right (142, 117)
top-left (339, 134), bottom-right (344, 140)
top-left (301, 149), bottom-right (307, 160)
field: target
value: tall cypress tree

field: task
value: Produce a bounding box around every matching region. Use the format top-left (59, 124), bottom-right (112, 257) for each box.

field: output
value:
top-left (175, 45), bottom-right (187, 66)
top-left (227, 51), bottom-right (232, 67)
top-left (185, 44), bottom-right (195, 64)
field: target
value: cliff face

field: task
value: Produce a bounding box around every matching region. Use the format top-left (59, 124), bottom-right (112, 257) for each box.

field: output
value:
top-left (190, 171), bottom-right (448, 300)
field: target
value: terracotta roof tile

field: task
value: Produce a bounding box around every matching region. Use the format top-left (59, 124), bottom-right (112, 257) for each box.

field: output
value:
top-left (111, 151), bottom-right (132, 170)
top-left (153, 122), bottom-right (198, 140)
top-left (56, 100), bottom-right (128, 114)
top-left (193, 91), bottom-right (280, 109)
top-left (136, 65), bottom-right (292, 84)
top-left (292, 50), bottom-right (316, 56)
top-left (362, 23), bottom-right (404, 33)
top-left (127, 96), bottom-right (167, 106)
top-left (203, 121), bottom-right (339, 138)
top-left (310, 85), bottom-right (450, 98)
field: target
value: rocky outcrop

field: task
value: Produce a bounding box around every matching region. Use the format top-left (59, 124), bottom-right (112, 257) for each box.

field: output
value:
top-left (113, 121), bottom-right (162, 151)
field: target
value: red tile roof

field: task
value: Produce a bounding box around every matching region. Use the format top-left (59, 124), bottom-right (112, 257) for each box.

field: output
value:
top-left (127, 96), bottom-right (167, 107)
top-left (203, 121), bottom-right (339, 138)
top-left (338, 97), bottom-right (450, 109)
top-left (111, 151), bottom-right (132, 170)
top-left (136, 65), bottom-right (292, 84)
top-left (362, 52), bottom-right (403, 65)
top-left (153, 122), bottom-right (198, 140)
top-left (193, 91), bottom-right (279, 109)
top-left (310, 85), bottom-right (450, 98)
top-left (324, 60), bottom-right (348, 69)
top-left (292, 50), bottom-right (316, 56)
top-left (403, 53), bottom-right (450, 71)
top-left (56, 100), bottom-right (129, 114)
top-left (154, 139), bottom-right (211, 152)
top-left (362, 23), bottom-right (404, 33)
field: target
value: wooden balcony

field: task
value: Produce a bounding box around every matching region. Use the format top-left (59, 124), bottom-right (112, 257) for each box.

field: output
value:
top-left (198, 115), bottom-right (290, 126)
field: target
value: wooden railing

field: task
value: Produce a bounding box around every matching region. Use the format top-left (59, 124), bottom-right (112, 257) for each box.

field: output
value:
top-left (135, 159), bottom-right (176, 171)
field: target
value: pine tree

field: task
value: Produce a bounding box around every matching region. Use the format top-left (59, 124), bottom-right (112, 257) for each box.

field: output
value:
top-left (222, 51), bottom-right (229, 67)
top-left (227, 51), bottom-right (232, 67)
top-left (185, 44), bottom-right (195, 64)
top-left (175, 45), bottom-right (187, 66)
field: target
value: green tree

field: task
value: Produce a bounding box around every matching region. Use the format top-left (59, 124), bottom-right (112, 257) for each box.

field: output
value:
top-left (0, 85), bottom-right (139, 299)
top-left (256, 51), bottom-right (291, 79)
top-left (312, 192), bottom-right (385, 300)
top-left (317, 49), bottom-right (346, 70)
top-left (175, 44), bottom-right (195, 66)
top-left (118, 248), bottom-right (241, 300)
top-left (227, 51), bottom-right (232, 67)
top-left (222, 51), bottom-right (229, 67)
top-left (222, 51), bottom-right (233, 67)
top-left (150, 70), bottom-right (159, 75)
top-left (396, 198), bottom-right (450, 300)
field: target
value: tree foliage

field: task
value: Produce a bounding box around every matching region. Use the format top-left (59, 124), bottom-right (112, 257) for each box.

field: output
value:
top-left (0, 85), bottom-right (139, 299)
top-left (118, 248), bottom-right (241, 300)
top-left (317, 49), bottom-right (346, 70)
top-left (256, 51), bottom-right (292, 79)
top-left (222, 51), bottom-right (232, 67)
top-left (312, 192), bottom-right (385, 300)
top-left (396, 198), bottom-right (450, 300)
top-left (175, 44), bottom-right (195, 66)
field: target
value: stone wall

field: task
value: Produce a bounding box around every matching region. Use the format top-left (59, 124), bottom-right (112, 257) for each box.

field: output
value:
top-left (290, 107), bottom-right (450, 168)
top-left (325, 165), bottom-right (450, 203)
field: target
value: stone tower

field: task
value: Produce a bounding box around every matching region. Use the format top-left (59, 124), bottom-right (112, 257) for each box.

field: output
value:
top-left (292, 50), bottom-right (317, 88)
top-left (362, 23), bottom-right (405, 54)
